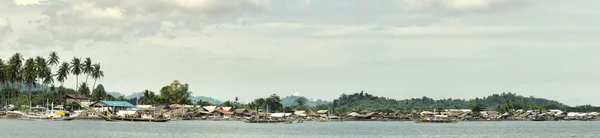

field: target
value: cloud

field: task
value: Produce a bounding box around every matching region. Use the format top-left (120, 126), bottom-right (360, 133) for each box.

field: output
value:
top-left (12, 0), bottom-right (45, 6)
top-left (25, 0), bottom-right (271, 47)
top-left (400, 0), bottom-right (518, 10)
top-left (0, 17), bottom-right (12, 37)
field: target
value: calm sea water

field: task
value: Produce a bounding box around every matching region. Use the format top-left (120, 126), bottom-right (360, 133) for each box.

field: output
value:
top-left (1, 120), bottom-right (599, 138)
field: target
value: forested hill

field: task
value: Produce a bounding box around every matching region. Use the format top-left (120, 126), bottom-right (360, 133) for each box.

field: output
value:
top-left (332, 92), bottom-right (566, 111)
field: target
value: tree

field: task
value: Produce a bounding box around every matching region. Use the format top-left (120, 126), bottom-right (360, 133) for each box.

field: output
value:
top-left (7, 53), bottom-right (23, 88)
top-left (90, 63), bottom-right (104, 90)
top-left (78, 82), bottom-right (91, 96)
top-left (57, 62), bottom-right (70, 86)
top-left (197, 100), bottom-right (213, 106)
top-left (470, 102), bottom-right (485, 117)
top-left (91, 84), bottom-right (107, 102)
top-left (35, 56), bottom-right (51, 92)
top-left (82, 57), bottom-right (93, 84)
top-left (47, 51), bottom-right (60, 67)
top-left (70, 57), bottom-right (82, 91)
top-left (0, 59), bottom-right (6, 86)
top-left (220, 100), bottom-right (234, 107)
top-left (22, 58), bottom-right (37, 112)
top-left (139, 90), bottom-right (157, 105)
top-left (295, 97), bottom-right (308, 107)
top-left (248, 94), bottom-right (283, 112)
top-left (159, 80), bottom-right (192, 104)
top-left (47, 51), bottom-right (59, 86)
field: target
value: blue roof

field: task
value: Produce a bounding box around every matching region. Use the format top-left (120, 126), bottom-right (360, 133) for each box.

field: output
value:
top-left (94, 100), bottom-right (135, 107)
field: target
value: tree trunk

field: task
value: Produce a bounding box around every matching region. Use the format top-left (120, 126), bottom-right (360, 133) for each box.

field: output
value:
top-left (29, 86), bottom-right (32, 114)
top-left (75, 75), bottom-right (79, 91)
top-left (86, 74), bottom-right (90, 86)
top-left (93, 79), bottom-right (97, 92)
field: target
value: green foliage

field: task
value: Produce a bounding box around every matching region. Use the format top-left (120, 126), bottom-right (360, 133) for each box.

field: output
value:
top-left (138, 90), bottom-right (158, 105)
top-left (294, 97), bottom-right (308, 107)
top-left (91, 84), bottom-right (109, 102)
top-left (567, 105), bottom-right (600, 112)
top-left (249, 94), bottom-right (283, 112)
top-left (220, 100), bottom-right (234, 107)
top-left (331, 91), bottom-right (567, 114)
top-left (196, 100), bottom-right (213, 106)
top-left (159, 80), bottom-right (192, 104)
top-left (78, 82), bottom-right (91, 96)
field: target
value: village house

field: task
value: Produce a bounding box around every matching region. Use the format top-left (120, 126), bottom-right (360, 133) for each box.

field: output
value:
top-left (234, 108), bottom-right (252, 118)
top-left (90, 100), bottom-right (135, 117)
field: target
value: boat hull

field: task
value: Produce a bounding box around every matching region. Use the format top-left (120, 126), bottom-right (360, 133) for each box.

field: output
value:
top-left (243, 119), bottom-right (293, 124)
top-left (415, 120), bottom-right (458, 123)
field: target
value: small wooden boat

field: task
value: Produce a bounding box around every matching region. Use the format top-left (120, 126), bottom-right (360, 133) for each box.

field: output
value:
top-left (243, 119), bottom-right (293, 124)
top-left (415, 115), bottom-right (458, 123)
top-left (103, 116), bottom-right (169, 122)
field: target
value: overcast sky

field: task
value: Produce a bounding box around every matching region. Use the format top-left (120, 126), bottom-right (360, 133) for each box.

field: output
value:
top-left (1, 0), bottom-right (599, 106)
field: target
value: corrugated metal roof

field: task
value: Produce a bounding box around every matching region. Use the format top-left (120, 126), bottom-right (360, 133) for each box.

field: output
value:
top-left (94, 100), bottom-right (135, 107)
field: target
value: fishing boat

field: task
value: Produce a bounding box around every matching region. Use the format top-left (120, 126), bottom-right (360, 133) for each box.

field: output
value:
top-left (415, 109), bottom-right (458, 123)
top-left (415, 115), bottom-right (458, 123)
top-left (243, 105), bottom-right (293, 124)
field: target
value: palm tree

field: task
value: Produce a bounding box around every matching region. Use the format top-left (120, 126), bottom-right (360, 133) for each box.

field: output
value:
top-left (7, 53), bottom-right (23, 105)
top-left (35, 56), bottom-right (50, 91)
top-left (91, 63), bottom-right (104, 90)
top-left (0, 59), bottom-right (6, 106)
top-left (70, 57), bottom-right (82, 91)
top-left (47, 51), bottom-right (60, 67)
top-left (47, 51), bottom-right (60, 86)
top-left (57, 62), bottom-right (70, 87)
top-left (139, 90), bottom-right (156, 105)
top-left (78, 82), bottom-right (90, 96)
top-left (7, 53), bottom-right (23, 88)
top-left (22, 58), bottom-right (38, 113)
top-left (0, 59), bottom-right (6, 86)
top-left (83, 57), bottom-right (93, 84)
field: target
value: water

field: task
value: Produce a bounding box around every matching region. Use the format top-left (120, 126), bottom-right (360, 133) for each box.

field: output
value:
top-left (0, 120), bottom-right (599, 138)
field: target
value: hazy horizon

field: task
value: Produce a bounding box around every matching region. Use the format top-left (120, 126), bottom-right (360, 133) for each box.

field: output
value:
top-left (2, 0), bottom-right (599, 106)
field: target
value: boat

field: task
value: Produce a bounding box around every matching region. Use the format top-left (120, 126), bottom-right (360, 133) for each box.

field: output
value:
top-left (415, 109), bottom-right (458, 123)
top-left (243, 105), bottom-right (293, 124)
top-left (415, 116), bottom-right (458, 123)
top-left (243, 119), bottom-right (293, 124)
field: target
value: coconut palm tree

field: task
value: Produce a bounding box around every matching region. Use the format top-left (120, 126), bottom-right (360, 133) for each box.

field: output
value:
top-left (35, 56), bottom-right (50, 90)
top-left (91, 63), bottom-right (104, 90)
top-left (0, 59), bottom-right (6, 86)
top-left (57, 62), bottom-right (70, 87)
top-left (139, 90), bottom-right (156, 105)
top-left (47, 51), bottom-right (60, 67)
top-left (78, 82), bottom-right (90, 96)
top-left (70, 57), bottom-right (82, 91)
top-left (22, 58), bottom-right (38, 113)
top-left (7, 53), bottom-right (23, 88)
top-left (83, 57), bottom-right (93, 84)
top-left (47, 51), bottom-right (59, 86)
top-left (0, 59), bottom-right (6, 106)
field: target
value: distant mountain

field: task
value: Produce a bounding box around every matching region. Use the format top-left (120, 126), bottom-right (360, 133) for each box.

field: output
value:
top-left (126, 92), bottom-right (143, 99)
top-left (282, 95), bottom-right (331, 107)
top-left (108, 92), bottom-right (124, 97)
top-left (191, 96), bottom-right (222, 105)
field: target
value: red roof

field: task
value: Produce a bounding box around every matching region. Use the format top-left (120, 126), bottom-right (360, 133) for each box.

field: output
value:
top-left (216, 109), bottom-right (233, 115)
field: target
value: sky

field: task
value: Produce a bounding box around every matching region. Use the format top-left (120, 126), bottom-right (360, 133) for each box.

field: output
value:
top-left (1, 0), bottom-right (599, 106)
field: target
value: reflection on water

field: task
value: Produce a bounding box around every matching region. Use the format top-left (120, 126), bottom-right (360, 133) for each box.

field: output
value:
top-left (0, 120), bottom-right (598, 138)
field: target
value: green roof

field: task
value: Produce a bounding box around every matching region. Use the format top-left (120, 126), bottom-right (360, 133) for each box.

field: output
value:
top-left (93, 100), bottom-right (135, 107)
